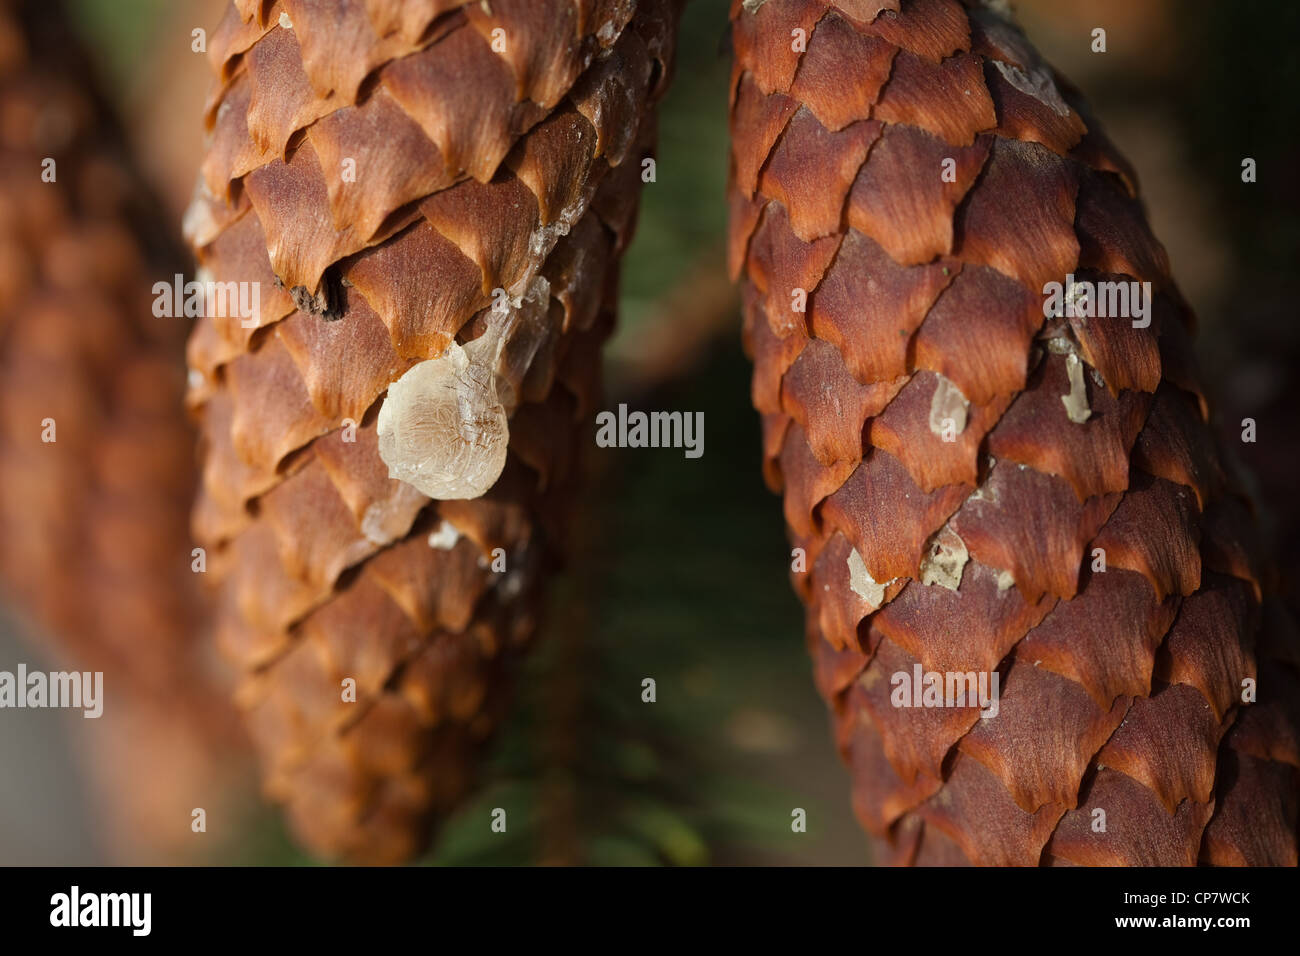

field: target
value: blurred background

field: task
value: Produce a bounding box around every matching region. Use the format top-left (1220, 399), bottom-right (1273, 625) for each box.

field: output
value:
top-left (0, 0), bottom-right (1296, 865)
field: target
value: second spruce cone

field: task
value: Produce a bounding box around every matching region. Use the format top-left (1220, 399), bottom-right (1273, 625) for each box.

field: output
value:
top-left (728, 0), bottom-right (1299, 865)
top-left (187, 0), bottom-right (679, 863)
top-left (0, 0), bottom-right (243, 861)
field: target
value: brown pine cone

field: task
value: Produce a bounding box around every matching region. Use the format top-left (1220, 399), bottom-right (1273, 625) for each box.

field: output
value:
top-left (728, 0), bottom-right (1299, 865)
top-left (187, 0), bottom-right (679, 863)
top-left (0, 0), bottom-right (242, 860)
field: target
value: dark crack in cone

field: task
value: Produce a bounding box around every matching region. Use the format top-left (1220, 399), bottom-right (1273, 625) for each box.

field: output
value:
top-left (0, 0), bottom-right (244, 861)
top-left (187, 0), bottom-right (679, 863)
top-left (727, 0), bottom-right (1299, 866)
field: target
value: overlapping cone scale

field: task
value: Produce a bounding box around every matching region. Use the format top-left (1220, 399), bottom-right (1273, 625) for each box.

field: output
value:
top-left (729, 0), bottom-right (1299, 865)
top-left (187, 0), bottom-right (679, 862)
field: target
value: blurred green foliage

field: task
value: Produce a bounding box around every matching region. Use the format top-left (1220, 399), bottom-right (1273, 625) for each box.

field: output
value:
top-left (66, 0), bottom-right (173, 87)
top-left (612, 0), bottom-right (732, 343)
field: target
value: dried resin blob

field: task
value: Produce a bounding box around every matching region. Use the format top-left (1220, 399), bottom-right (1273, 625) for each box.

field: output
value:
top-left (377, 343), bottom-right (509, 501)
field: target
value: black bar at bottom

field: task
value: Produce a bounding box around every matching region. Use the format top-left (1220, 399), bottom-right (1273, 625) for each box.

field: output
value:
top-left (0, 864), bottom-right (1291, 943)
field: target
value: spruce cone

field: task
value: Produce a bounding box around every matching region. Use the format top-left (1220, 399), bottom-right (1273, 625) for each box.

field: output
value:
top-left (187, 0), bottom-right (678, 862)
top-left (728, 0), bottom-right (1299, 865)
top-left (0, 0), bottom-right (240, 860)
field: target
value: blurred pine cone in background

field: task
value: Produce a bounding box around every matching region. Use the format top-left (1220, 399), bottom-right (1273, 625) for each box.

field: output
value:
top-left (0, 0), bottom-right (245, 862)
top-left (728, 0), bottom-right (1299, 865)
top-left (186, 0), bottom-right (679, 863)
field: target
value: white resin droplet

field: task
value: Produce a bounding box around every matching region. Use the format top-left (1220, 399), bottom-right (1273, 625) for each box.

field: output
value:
top-left (426, 520), bottom-right (462, 550)
top-left (376, 277), bottom-right (551, 501)
top-left (377, 342), bottom-right (509, 501)
top-left (847, 548), bottom-right (887, 608)
top-left (1061, 351), bottom-right (1092, 424)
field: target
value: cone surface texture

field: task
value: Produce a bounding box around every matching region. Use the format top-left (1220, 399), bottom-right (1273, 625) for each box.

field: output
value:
top-left (0, 0), bottom-right (240, 859)
top-left (187, 0), bottom-right (679, 862)
top-left (727, 0), bottom-right (1299, 865)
